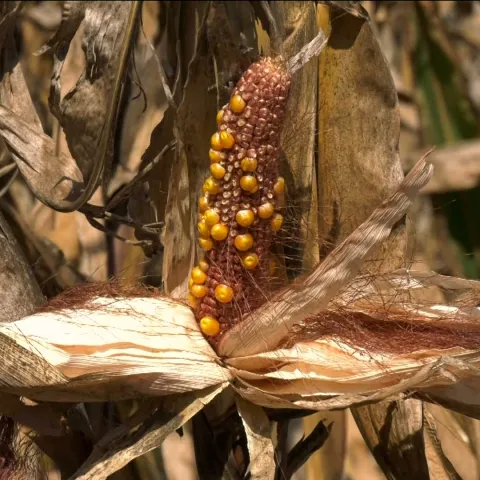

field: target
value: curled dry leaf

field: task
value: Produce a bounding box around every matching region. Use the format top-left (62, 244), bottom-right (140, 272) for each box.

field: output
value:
top-left (0, 1), bottom-right (141, 211)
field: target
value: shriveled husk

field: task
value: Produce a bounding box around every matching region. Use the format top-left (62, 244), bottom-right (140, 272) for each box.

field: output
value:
top-left (0, 156), bottom-right (479, 418)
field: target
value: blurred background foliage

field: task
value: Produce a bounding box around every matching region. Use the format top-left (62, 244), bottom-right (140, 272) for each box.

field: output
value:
top-left (0, 1), bottom-right (479, 479)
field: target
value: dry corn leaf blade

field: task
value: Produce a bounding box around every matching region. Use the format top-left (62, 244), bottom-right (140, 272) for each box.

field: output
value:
top-left (0, 4), bottom-right (84, 210)
top-left (158, 2), bottom-right (212, 295)
top-left (273, 2), bottom-right (320, 272)
top-left (423, 405), bottom-right (476, 480)
top-left (0, 210), bottom-right (44, 321)
top-left (411, 139), bottom-right (480, 193)
top-left (0, 105), bottom-right (84, 206)
top-left (352, 399), bottom-right (431, 480)
top-left (236, 396), bottom-right (275, 480)
top-left (45, 1), bottom-right (141, 210)
top-left (218, 156), bottom-right (433, 357)
top-left (422, 408), bottom-right (462, 480)
top-left (69, 383), bottom-right (228, 480)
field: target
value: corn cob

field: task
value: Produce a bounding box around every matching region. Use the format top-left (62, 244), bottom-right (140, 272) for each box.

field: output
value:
top-left (188, 57), bottom-right (291, 341)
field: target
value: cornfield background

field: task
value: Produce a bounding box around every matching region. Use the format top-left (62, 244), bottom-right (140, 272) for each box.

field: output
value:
top-left (0, 1), bottom-right (480, 479)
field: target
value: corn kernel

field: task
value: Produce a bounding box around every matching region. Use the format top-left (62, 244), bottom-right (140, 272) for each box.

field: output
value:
top-left (274, 177), bottom-right (285, 194)
top-left (188, 278), bottom-right (194, 290)
top-left (210, 163), bottom-right (226, 180)
top-left (220, 131), bottom-right (235, 149)
top-left (236, 209), bottom-right (255, 227)
top-left (199, 238), bottom-right (214, 251)
top-left (200, 316), bottom-right (221, 336)
top-left (204, 209), bottom-right (220, 226)
top-left (241, 157), bottom-right (257, 172)
top-left (215, 284), bottom-right (234, 303)
top-left (216, 109), bottom-right (224, 125)
top-left (203, 177), bottom-right (221, 195)
top-left (271, 213), bottom-right (283, 232)
top-left (198, 219), bottom-right (210, 238)
top-left (191, 284), bottom-right (207, 298)
top-left (258, 202), bottom-right (274, 219)
top-left (241, 252), bottom-right (259, 270)
top-left (240, 175), bottom-right (258, 192)
top-left (211, 132), bottom-right (222, 150)
top-left (234, 233), bottom-right (254, 251)
top-left (209, 149), bottom-right (224, 163)
top-left (191, 266), bottom-right (207, 284)
top-left (199, 259), bottom-right (209, 272)
top-left (198, 196), bottom-right (209, 212)
top-left (230, 94), bottom-right (246, 113)
top-left (211, 223), bottom-right (229, 241)
top-left (188, 293), bottom-right (199, 308)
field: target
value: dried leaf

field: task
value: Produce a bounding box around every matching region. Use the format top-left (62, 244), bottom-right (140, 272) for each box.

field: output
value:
top-left (0, 3), bottom-right (84, 210)
top-left (423, 408), bottom-right (461, 480)
top-left (48, 1), bottom-right (142, 209)
top-left (70, 383), bottom-right (227, 480)
top-left (276, 1), bottom-right (321, 272)
top-left (218, 155), bottom-right (433, 357)
top-left (0, 210), bottom-right (44, 321)
top-left (412, 139), bottom-right (480, 193)
top-left (352, 399), bottom-right (430, 480)
top-left (0, 105), bottom-right (84, 207)
top-left (236, 396), bottom-right (275, 480)
top-left (0, 297), bottom-right (230, 401)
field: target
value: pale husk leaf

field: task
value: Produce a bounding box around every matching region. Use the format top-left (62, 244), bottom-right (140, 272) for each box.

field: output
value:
top-left (0, 297), bottom-right (230, 402)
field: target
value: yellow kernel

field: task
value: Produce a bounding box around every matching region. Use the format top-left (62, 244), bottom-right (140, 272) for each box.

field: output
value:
top-left (199, 196), bottom-right (209, 212)
top-left (258, 202), bottom-right (274, 219)
top-left (211, 132), bottom-right (222, 150)
top-left (199, 238), bottom-right (214, 251)
top-left (216, 109), bottom-right (224, 125)
top-left (188, 293), bottom-right (199, 308)
top-left (188, 278), bottom-right (194, 290)
top-left (220, 131), bottom-right (235, 149)
top-left (240, 175), bottom-right (258, 192)
top-left (215, 284), bottom-right (234, 303)
top-left (211, 223), bottom-right (229, 241)
top-left (199, 259), bottom-right (209, 272)
top-left (198, 219), bottom-right (210, 238)
top-left (236, 209), bottom-right (255, 227)
top-left (271, 213), bottom-right (283, 232)
top-left (200, 316), bottom-right (221, 336)
top-left (204, 209), bottom-right (220, 226)
top-left (241, 157), bottom-right (257, 172)
top-left (191, 266), bottom-right (207, 284)
top-left (210, 163), bottom-right (226, 179)
top-left (274, 177), bottom-right (285, 194)
top-left (241, 252), bottom-right (259, 270)
top-left (230, 94), bottom-right (246, 113)
top-left (234, 233), bottom-right (254, 251)
top-left (191, 284), bottom-right (207, 298)
top-left (209, 149), bottom-right (224, 163)
top-left (203, 177), bottom-right (221, 195)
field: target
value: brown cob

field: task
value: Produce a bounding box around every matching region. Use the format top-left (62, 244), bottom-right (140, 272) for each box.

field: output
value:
top-left (187, 57), bottom-right (291, 341)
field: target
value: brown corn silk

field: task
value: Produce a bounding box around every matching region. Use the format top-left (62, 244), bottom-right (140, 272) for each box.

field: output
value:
top-left (189, 57), bottom-right (291, 340)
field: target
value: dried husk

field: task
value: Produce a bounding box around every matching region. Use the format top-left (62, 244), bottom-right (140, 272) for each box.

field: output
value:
top-left (0, 158), bottom-right (479, 418)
